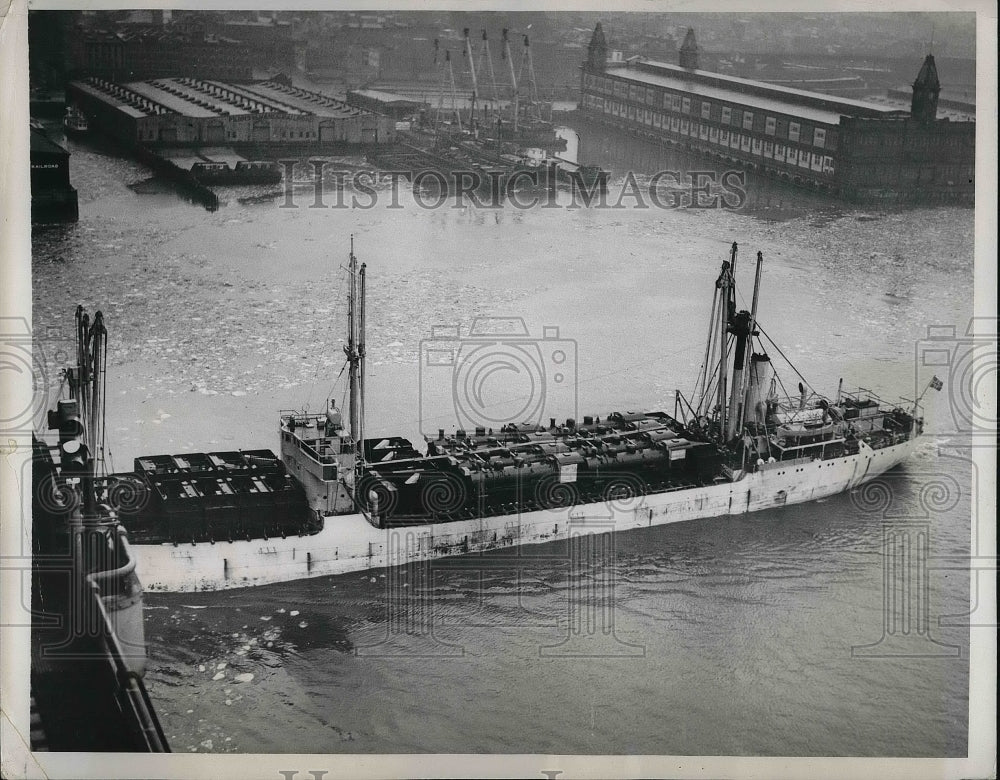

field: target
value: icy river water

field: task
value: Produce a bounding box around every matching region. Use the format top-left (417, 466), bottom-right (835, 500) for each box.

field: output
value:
top-left (31, 123), bottom-right (975, 756)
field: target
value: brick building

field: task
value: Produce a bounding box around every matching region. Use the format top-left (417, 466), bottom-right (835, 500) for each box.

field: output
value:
top-left (578, 24), bottom-right (974, 203)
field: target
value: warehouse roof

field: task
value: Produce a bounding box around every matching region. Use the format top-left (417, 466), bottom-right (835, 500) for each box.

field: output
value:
top-left (604, 60), bottom-right (908, 125)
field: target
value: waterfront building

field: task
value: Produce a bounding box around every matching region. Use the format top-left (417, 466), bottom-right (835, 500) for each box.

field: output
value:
top-left (67, 76), bottom-right (396, 148)
top-left (30, 128), bottom-right (78, 223)
top-left (578, 25), bottom-right (975, 203)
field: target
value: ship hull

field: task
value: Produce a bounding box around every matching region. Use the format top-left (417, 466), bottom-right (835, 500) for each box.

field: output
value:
top-left (134, 437), bottom-right (917, 592)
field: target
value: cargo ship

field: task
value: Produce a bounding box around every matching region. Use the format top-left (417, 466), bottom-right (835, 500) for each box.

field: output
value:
top-left (31, 308), bottom-right (169, 750)
top-left (59, 239), bottom-right (937, 592)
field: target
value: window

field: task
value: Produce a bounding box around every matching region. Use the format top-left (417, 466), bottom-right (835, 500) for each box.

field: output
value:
top-left (765, 116), bottom-right (776, 135)
top-left (763, 140), bottom-right (773, 157)
top-left (742, 111), bottom-right (754, 130)
top-left (663, 92), bottom-right (671, 109)
top-left (701, 101), bottom-right (711, 119)
top-left (788, 122), bottom-right (800, 142)
top-left (653, 113), bottom-right (661, 128)
top-left (774, 144), bottom-right (785, 162)
top-left (721, 106), bottom-right (732, 124)
top-left (646, 88), bottom-right (656, 106)
top-left (814, 128), bottom-right (826, 148)
top-left (682, 97), bottom-right (691, 114)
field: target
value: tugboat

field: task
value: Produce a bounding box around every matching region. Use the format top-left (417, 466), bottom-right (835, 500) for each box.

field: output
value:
top-left (31, 307), bottom-right (169, 750)
top-left (104, 239), bottom-right (937, 592)
top-left (62, 105), bottom-right (89, 139)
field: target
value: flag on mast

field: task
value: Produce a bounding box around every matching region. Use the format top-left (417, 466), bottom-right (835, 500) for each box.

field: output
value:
top-left (930, 375), bottom-right (943, 391)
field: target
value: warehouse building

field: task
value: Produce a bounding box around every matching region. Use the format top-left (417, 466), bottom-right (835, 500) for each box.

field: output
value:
top-left (68, 76), bottom-right (397, 148)
top-left (579, 25), bottom-right (974, 203)
top-left (30, 129), bottom-right (78, 223)
top-left (346, 89), bottom-right (427, 121)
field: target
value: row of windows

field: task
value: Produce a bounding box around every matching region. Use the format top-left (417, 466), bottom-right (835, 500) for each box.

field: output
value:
top-left (581, 94), bottom-right (835, 174)
top-left (583, 74), bottom-right (829, 149)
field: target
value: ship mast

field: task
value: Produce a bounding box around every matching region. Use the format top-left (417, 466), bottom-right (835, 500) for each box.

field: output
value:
top-left (345, 236), bottom-right (366, 469)
top-left (716, 243), bottom-right (737, 440)
top-left (519, 34), bottom-right (542, 123)
top-left (736, 251), bottom-right (765, 433)
top-left (479, 29), bottom-right (501, 129)
top-left (502, 29), bottom-right (519, 132)
top-left (464, 28), bottom-right (479, 138)
top-left (57, 306), bottom-right (107, 515)
top-left (446, 50), bottom-right (463, 132)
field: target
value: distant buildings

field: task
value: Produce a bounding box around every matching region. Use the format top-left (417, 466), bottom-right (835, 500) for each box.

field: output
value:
top-left (73, 28), bottom-right (260, 82)
top-left (68, 77), bottom-right (396, 148)
top-left (579, 24), bottom-right (975, 203)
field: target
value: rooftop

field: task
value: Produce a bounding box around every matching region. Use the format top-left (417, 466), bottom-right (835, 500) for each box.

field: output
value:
top-left (605, 59), bottom-right (909, 125)
top-left (348, 89), bottom-right (428, 106)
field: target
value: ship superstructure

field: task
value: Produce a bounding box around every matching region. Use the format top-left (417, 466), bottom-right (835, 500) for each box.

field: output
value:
top-left (279, 241), bottom-right (923, 530)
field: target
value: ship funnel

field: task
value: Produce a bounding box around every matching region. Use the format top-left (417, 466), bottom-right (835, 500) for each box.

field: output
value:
top-left (745, 352), bottom-right (773, 423)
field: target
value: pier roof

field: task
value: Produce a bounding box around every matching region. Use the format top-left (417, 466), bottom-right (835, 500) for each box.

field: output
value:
top-left (125, 81), bottom-right (219, 118)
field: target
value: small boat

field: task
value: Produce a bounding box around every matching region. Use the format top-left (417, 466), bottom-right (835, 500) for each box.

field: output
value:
top-left (63, 105), bottom-right (89, 138)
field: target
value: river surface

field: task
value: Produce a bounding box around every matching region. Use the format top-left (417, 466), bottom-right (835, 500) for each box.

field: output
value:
top-left (31, 122), bottom-right (974, 756)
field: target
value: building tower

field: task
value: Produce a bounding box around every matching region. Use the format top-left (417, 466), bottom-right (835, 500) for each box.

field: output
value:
top-left (679, 27), bottom-right (700, 69)
top-left (910, 53), bottom-right (941, 123)
top-left (586, 22), bottom-right (608, 72)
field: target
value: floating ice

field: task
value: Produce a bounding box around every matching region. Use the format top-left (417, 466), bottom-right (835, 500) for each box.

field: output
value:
top-left (216, 662), bottom-right (227, 669)
top-left (298, 621), bottom-right (308, 629)
top-left (234, 673), bottom-right (254, 683)
top-left (289, 610), bottom-right (299, 617)
top-left (212, 672), bottom-right (226, 681)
